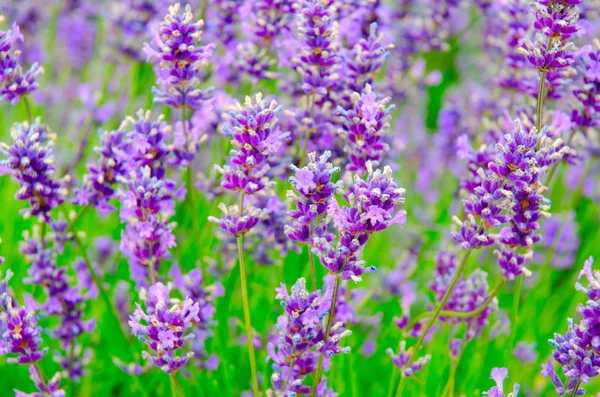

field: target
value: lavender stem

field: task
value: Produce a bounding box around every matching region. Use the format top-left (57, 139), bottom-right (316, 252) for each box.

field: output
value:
top-left (237, 192), bottom-right (260, 397)
top-left (311, 274), bottom-right (341, 397)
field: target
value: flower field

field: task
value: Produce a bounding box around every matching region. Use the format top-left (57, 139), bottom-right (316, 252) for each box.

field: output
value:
top-left (0, 1), bottom-right (599, 396)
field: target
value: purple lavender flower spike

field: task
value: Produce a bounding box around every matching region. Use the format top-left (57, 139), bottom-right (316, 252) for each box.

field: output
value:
top-left (483, 367), bottom-right (520, 397)
top-left (295, 0), bottom-right (340, 104)
top-left (122, 109), bottom-right (173, 180)
top-left (0, 297), bottom-right (48, 364)
top-left (343, 23), bottom-right (394, 96)
top-left (0, 17), bottom-right (43, 104)
top-left (208, 202), bottom-right (266, 238)
top-left (267, 278), bottom-right (350, 396)
top-left (144, 3), bottom-right (215, 110)
top-left (338, 84), bottom-right (394, 175)
top-left (118, 166), bottom-right (177, 283)
top-left (74, 128), bottom-right (131, 215)
top-left (0, 121), bottom-right (66, 221)
top-left (170, 263), bottom-right (223, 370)
top-left (285, 150), bottom-right (342, 244)
top-left (513, 341), bottom-right (538, 364)
top-left (314, 163), bottom-right (406, 282)
top-left (129, 282), bottom-right (200, 374)
top-left (217, 93), bottom-right (289, 195)
top-left (543, 257), bottom-right (600, 395)
top-left (430, 251), bottom-right (496, 340)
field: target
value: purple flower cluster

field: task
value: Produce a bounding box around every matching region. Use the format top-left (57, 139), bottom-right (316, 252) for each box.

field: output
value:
top-left (218, 94), bottom-right (288, 195)
top-left (118, 166), bottom-right (177, 284)
top-left (0, 295), bottom-right (47, 364)
top-left (518, 0), bottom-right (581, 98)
top-left (74, 129), bottom-right (130, 215)
top-left (285, 150), bottom-right (342, 244)
top-left (543, 257), bottom-right (600, 395)
top-left (342, 23), bottom-right (393, 96)
top-left (338, 84), bottom-right (394, 175)
top-left (314, 163), bottom-right (406, 281)
top-left (572, 40), bottom-right (600, 128)
top-left (0, 17), bottom-right (43, 104)
top-left (295, 0), bottom-right (340, 103)
top-left (129, 282), bottom-right (200, 374)
top-left (267, 278), bottom-right (349, 396)
top-left (0, 121), bottom-right (65, 220)
top-left (19, 234), bottom-right (96, 380)
top-left (170, 264), bottom-right (223, 370)
top-left (144, 3), bottom-right (215, 110)
top-left (15, 365), bottom-right (65, 397)
top-left (457, 121), bottom-right (571, 279)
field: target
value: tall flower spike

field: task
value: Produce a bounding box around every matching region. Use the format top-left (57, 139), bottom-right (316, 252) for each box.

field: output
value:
top-left (217, 93), bottom-right (289, 195)
top-left (295, 0), bottom-right (340, 103)
top-left (129, 282), bottom-right (200, 374)
top-left (0, 121), bottom-right (66, 220)
top-left (285, 150), bottom-right (342, 244)
top-left (74, 128), bottom-right (131, 215)
top-left (144, 3), bottom-right (215, 110)
top-left (118, 166), bottom-right (177, 284)
top-left (0, 18), bottom-right (43, 104)
top-left (543, 257), bottom-right (600, 396)
top-left (314, 163), bottom-right (406, 282)
top-left (338, 84), bottom-right (394, 175)
top-left (267, 278), bottom-right (349, 396)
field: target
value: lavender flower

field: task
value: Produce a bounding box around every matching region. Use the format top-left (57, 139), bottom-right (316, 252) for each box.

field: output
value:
top-left (0, 121), bottom-right (66, 220)
top-left (315, 163), bottom-right (406, 281)
top-left (338, 84), bottom-right (394, 175)
top-left (295, 0), bottom-right (340, 103)
top-left (0, 17), bottom-right (43, 104)
top-left (122, 110), bottom-right (172, 179)
top-left (118, 166), bottom-right (177, 283)
top-left (285, 150), bottom-right (342, 244)
top-left (74, 128), bottom-right (131, 215)
top-left (129, 282), bottom-right (200, 374)
top-left (543, 257), bottom-right (600, 395)
top-left (217, 93), bottom-right (288, 195)
top-left (144, 3), bottom-right (215, 110)
top-left (513, 341), bottom-right (538, 363)
top-left (0, 296), bottom-right (47, 365)
top-left (267, 278), bottom-right (349, 396)
top-left (483, 367), bottom-right (520, 397)
top-left (170, 264), bottom-right (223, 370)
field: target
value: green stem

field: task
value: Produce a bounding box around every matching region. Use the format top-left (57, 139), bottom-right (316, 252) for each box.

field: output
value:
top-left (394, 249), bottom-right (473, 397)
top-left (569, 380), bottom-right (581, 397)
top-left (148, 246), bottom-right (157, 285)
top-left (237, 193), bottom-right (260, 397)
top-left (67, 205), bottom-right (90, 233)
top-left (33, 362), bottom-right (48, 390)
top-left (300, 94), bottom-right (316, 167)
top-left (438, 278), bottom-right (506, 319)
top-left (308, 223), bottom-right (317, 291)
top-left (170, 373), bottom-right (186, 397)
top-left (505, 275), bottom-right (522, 366)
top-left (182, 107), bottom-right (201, 249)
top-left (311, 275), bottom-right (341, 397)
top-left (536, 71), bottom-right (547, 133)
top-left (23, 96), bottom-right (33, 124)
